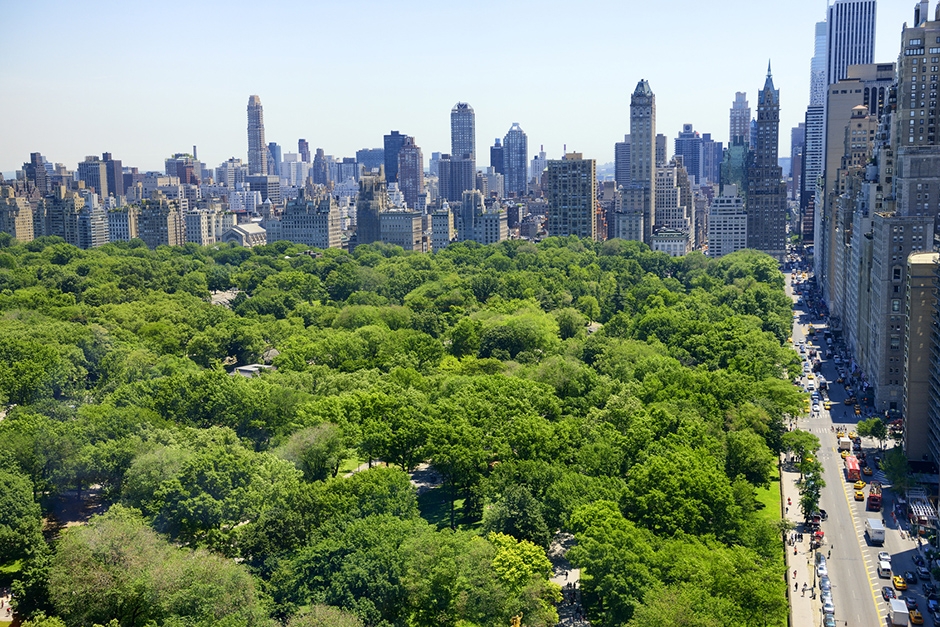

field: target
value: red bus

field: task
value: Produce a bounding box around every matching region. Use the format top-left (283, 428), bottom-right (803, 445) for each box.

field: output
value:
top-left (868, 481), bottom-right (883, 511)
top-left (845, 455), bottom-right (861, 481)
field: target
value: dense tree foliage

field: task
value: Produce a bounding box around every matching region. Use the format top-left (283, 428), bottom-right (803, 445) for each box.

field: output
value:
top-left (0, 237), bottom-right (799, 626)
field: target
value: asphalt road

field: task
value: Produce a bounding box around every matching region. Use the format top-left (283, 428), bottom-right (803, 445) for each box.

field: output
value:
top-left (789, 276), bottom-right (884, 626)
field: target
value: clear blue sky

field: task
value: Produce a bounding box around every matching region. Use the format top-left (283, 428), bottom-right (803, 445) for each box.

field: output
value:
top-left (0, 0), bottom-right (913, 175)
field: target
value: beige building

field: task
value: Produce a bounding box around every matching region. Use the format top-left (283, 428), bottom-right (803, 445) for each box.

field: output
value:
top-left (0, 185), bottom-right (35, 243)
top-left (139, 191), bottom-right (185, 248)
top-left (265, 192), bottom-right (342, 249)
top-left (222, 223), bottom-right (266, 247)
top-left (108, 206), bottom-right (140, 242)
top-left (380, 211), bottom-right (424, 251)
top-left (706, 187), bottom-right (746, 258)
top-left (430, 209), bottom-right (454, 251)
top-left (903, 252), bottom-right (938, 462)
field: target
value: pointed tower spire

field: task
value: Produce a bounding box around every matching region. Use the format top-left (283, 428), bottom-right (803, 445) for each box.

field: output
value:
top-left (767, 59), bottom-right (772, 78)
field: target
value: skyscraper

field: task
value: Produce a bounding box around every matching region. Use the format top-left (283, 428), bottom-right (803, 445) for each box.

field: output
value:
top-left (247, 95), bottom-right (267, 175)
top-left (490, 139), bottom-right (504, 175)
top-left (383, 131), bottom-right (407, 183)
top-left (397, 136), bottom-right (424, 210)
top-left (451, 102), bottom-right (475, 161)
top-left (356, 168), bottom-right (388, 247)
top-left (746, 63), bottom-right (787, 260)
top-left (267, 142), bottom-right (282, 176)
top-left (810, 21), bottom-right (828, 106)
top-left (546, 153), bottom-right (597, 241)
top-left (102, 152), bottom-right (124, 197)
top-left (729, 92), bottom-right (750, 144)
top-left (674, 124), bottom-right (703, 184)
top-left (298, 139), bottom-right (310, 163)
top-left (630, 80), bottom-right (656, 243)
top-left (503, 123), bottom-right (528, 196)
top-left (77, 156), bottom-right (108, 199)
top-left (312, 148), bottom-right (329, 186)
top-left (826, 0), bottom-right (876, 85)
top-left (614, 135), bottom-right (631, 189)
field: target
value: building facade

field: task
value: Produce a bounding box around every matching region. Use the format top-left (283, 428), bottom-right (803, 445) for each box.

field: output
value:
top-left (631, 80), bottom-right (657, 244)
top-left (746, 64), bottom-right (787, 260)
top-left (503, 123), bottom-right (528, 197)
top-left (545, 153), bottom-right (597, 241)
top-left (247, 95), bottom-right (267, 176)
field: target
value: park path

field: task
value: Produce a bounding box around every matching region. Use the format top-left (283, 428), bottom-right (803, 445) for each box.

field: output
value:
top-left (548, 532), bottom-right (590, 626)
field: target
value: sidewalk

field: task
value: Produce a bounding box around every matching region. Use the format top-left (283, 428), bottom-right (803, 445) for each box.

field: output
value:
top-left (781, 454), bottom-right (823, 627)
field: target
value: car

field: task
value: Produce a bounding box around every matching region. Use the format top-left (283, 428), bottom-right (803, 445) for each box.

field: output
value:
top-left (907, 596), bottom-right (919, 609)
top-left (821, 600), bottom-right (835, 615)
top-left (823, 615), bottom-right (837, 627)
top-left (915, 554), bottom-right (926, 567)
top-left (878, 551), bottom-right (892, 563)
top-left (841, 450), bottom-right (850, 459)
top-left (863, 466), bottom-right (873, 475)
top-left (895, 575), bottom-right (909, 590)
top-left (849, 431), bottom-right (858, 439)
top-left (883, 586), bottom-right (897, 601)
top-left (924, 583), bottom-right (937, 597)
top-left (824, 401), bottom-right (832, 410)
top-left (855, 406), bottom-right (861, 415)
top-left (808, 373), bottom-right (815, 379)
top-left (927, 598), bottom-right (939, 612)
top-left (855, 490), bottom-right (865, 501)
top-left (854, 480), bottom-right (867, 489)
top-left (918, 566), bottom-right (932, 580)
top-left (820, 576), bottom-right (832, 592)
top-left (845, 397), bottom-right (856, 405)
top-left (911, 608), bottom-right (924, 624)
top-left (837, 430), bottom-right (846, 438)
top-left (813, 404), bottom-right (820, 412)
top-left (906, 571), bottom-right (919, 584)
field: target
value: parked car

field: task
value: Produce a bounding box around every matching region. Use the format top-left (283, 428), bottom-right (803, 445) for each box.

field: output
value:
top-left (883, 586), bottom-right (897, 601)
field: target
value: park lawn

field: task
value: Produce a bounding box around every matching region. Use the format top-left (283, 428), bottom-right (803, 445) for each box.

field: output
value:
top-left (755, 472), bottom-right (783, 524)
top-left (338, 456), bottom-right (368, 475)
top-left (418, 486), bottom-right (482, 532)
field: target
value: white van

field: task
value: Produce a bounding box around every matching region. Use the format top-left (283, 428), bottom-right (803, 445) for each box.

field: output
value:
top-left (877, 561), bottom-right (892, 578)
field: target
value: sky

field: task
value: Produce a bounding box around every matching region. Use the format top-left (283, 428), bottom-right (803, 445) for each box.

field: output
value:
top-left (0, 0), bottom-right (915, 176)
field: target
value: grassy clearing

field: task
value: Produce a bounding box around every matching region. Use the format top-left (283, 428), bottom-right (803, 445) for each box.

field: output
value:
top-left (417, 486), bottom-right (481, 532)
top-left (754, 473), bottom-right (783, 523)
top-left (338, 456), bottom-right (367, 475)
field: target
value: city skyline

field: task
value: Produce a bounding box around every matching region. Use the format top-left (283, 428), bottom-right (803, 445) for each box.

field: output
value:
top-left (0, 0), bottom-right (910, 175)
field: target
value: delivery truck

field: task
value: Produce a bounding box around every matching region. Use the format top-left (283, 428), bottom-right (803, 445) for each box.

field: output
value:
top-left (866, 518), bottom-right (885, 546)
top-left (889, 598), bottom-right (909, 625)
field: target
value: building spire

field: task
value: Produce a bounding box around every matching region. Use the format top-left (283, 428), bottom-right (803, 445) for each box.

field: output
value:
top-left (767, 59), bottom-right (772, 78)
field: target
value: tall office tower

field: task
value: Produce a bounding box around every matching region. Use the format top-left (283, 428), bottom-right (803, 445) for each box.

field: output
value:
top-left (437, 154), bottom-right (475, 202)
top-left (267, 143), bottom-right (282, 176)
top-left (397, 136), bottom-right (424, 210)
top-left (244, 175), bottom-right (281, 205)
top-left (298, 139), bottom-right (310, 163)
top-left (729, 92), bottom-right (751, 143)
top-left (0, 185), bottom-right (35, 243)
top-left (490, 139), bottom-right (504, 175)
top-left (312, 148), bottom-right (329, 186)
top-left (630, 80), bottom-right (656, 243)
top-left (383, 131), bottom-right (407, 183)
top-left (745, 64), bottom-right (787, 260)
top-left (700, 133), bottom-right (723, 185)
top-left (356, 148), bottom-right (384, 173)
top-left (655, 134), bottom-right (667, 167)
top-left (789, 124), bottom-right (806, 200)
top-left (78, 156), bottom-right (108, 199)
top-left (451, 102), bottom-right (475, 161)
top-left (101, 153), bottom-right (124, 197)
top-left (810, 21), bottom-right (828, 106)
top-left (503, 123), bottom-right (528, 196)
top-left (826, 0), bottom-right (876, 85)
top-left (614, 135), bottom-right (631, 188)
top-left (22, 153), bottom-right (50, 194)
top-left (545, 153), bottom-right (597, 241)
top-left (355, 168), bottom-right (387, 247)
top-left (674, 124), bottom-right (703, 184)
top-left (529, 145), bottom-right (548, 189)
top-left (247, 95), bottom-right (267, 176)
top-left (655, 160), bottom-right (690, 233)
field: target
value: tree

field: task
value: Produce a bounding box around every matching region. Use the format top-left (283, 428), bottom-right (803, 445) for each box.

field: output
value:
top-left (275, 423), bottom-right (347, 481)
top-left (482, 484), bottom-right (551, 548)
top-left (48, 506), bottom-right (269, 627)
top-left (724, 429), bottom-right (777, 487)
top-left (781, 429), bottom-right (820, 479)
top-left (287, 605), bottom-right (363, 627)
top-left (0, 468), bottom-right (43, 563)
top-left (882, 447), bottom-right (914, 493)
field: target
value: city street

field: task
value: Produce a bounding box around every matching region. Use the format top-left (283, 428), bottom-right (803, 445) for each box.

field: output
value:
top-left (787, 266), bottom-right (936, 626)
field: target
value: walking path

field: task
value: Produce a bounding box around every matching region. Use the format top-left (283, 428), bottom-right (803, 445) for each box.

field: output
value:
top-left (548, 532), bottom-right (589, 626)
top-left (781, 456), bottom-right (823, 627)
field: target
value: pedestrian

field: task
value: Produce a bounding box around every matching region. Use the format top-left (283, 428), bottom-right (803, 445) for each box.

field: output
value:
top-left (828, 549), bottom-right (831, 558)
top-left (793, 569), bottom-right (797, 579)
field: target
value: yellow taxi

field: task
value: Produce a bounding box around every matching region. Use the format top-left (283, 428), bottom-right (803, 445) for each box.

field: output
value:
top-left (808, 373), bottom-right (815, 379)
top-left (855, 490), bottom-right (865, 501)
top-left (841, 450), bottom-right (849, 459)
top-left (849, 431), bottom-right (857, 439)
top-left (855, 406), bottom-right (862, 416)
top-left (824, 401), bottom-right (832, 410)
top-left (853, 480), bottom-right (866, 490)
top-left (893, 575), bottom-right (908, 590)
top-left (911, 609), bottom-right (924, 624)
top-left (788, 337), bottom-right (793, 343)
top-left (837, 430), bottom-right (846, 438)
top-left (863, 466), bottom-right (873, 476)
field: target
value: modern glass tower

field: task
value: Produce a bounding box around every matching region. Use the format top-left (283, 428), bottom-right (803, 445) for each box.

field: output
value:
top-left (826, 0), bottom-right (876, 85)
top-left (247, 95), bottom-right (267, 176)
top-left (451, 102), bottom-right (475, 161)
top-left (503, 123), bottom-right (528, 196)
